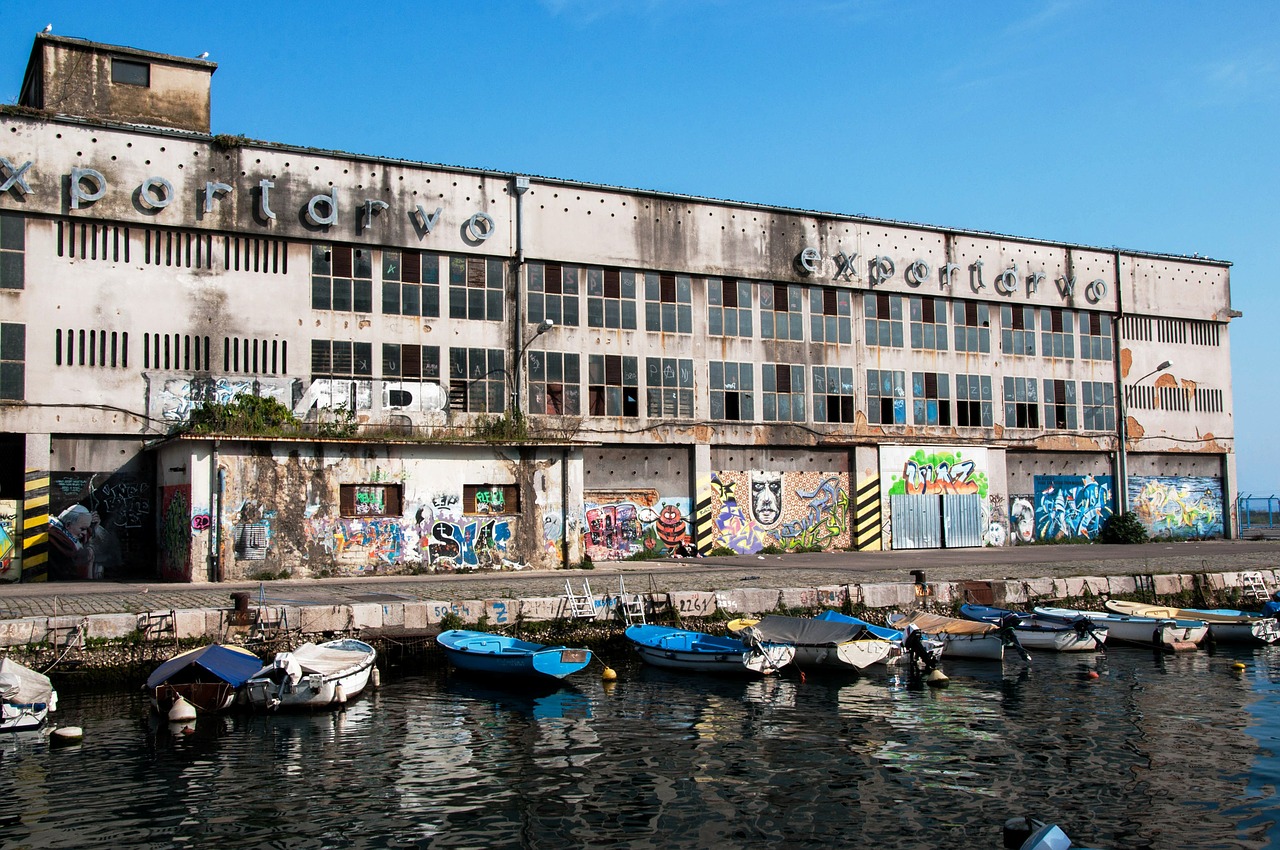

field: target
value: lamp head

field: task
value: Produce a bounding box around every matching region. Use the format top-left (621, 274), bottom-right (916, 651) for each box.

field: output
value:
top-left (537, 319), bottom-right (555, 334)
top-left (1156, 360), bottom-right (1171, 370)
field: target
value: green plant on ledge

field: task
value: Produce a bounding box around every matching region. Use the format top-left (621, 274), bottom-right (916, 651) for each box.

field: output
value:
top-left (181, 394), bottom-right (301, 437)
top-left (1100, 512), bottom-right (1149, 544)
top-left (471, 411), bottom-right (530, 442)
top-left (438, 612), bottom-right (464, 631)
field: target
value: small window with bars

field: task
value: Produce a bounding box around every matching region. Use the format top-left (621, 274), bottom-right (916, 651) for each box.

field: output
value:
top-left (1040, 308), bottom-right (1076, 358)
top-left (312, 245), bottom-right (373, 312)
top-left (1004, 376), bottom-right (1040, 429)
top-left (528, 263), bottom-right (581, 327)
top-left (382, 250), bottom-right (440, 318)
top-left (912, 372), bottom-right (951, 426)
top-left (0, 323), bottom-right (24, 400)
top-left (644, 273), bottom-right (693, 334)
top-left (867, 369), bottom-right (906, 425)
top-left (708, 279), bottom-right (753, 337)
top-left (645, 357), bottom-right (694, 418)
top-left (865, 293), bottom-right (904, 348)
top-left (587, 269), bottom-right (638, 329)
top-left (909, 296), bottom-right (949, 351)
top-left (760, 284), bottom-right (804, 341)
top-left (144, 333), bottom-right (211, 371)
top-left (710, 361), bottom-right (754, 421)
top-left (762, 363), bottom-right (805, 422)
top-left (223, 338), bottom-right (286, 375)
top-left (339, 483), bottom-right (403, 518)
top-left (463, 483), bottom-right (520, 515)
top-left (1079, 313), bottom-right (1113, 361)
top-left (812, 365), bottom-right (855, 422)
top-left (449, 256), bottom-right (505, 321)
top-left (952, 301), bottom-right (990, 353)
top-left (56, 329), bottom-right (129, 369)
top-left (588, 354), bottom-right (639, 417)
top-left (528, 350), bottom-right (581, 415)
top-left (810, 288), bottom-right (852, 344)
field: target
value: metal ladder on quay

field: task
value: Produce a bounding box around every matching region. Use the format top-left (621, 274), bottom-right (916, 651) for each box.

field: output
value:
top-left (564, 579), bottom-right (597, 620)
top-left (616, 577), bottom-right (646, 625)
top-left (1241, 571), bottom-right (1271, 604)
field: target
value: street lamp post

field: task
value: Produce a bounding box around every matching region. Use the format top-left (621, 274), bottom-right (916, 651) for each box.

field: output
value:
top-left (512, 319), bottom-right (554, 417)
top-left (1116, 359), bottom-right (1171, 514)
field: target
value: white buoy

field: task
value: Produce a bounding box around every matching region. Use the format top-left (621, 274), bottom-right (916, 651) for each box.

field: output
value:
top-left (168, 696), bottom-right (197, 723)
top-left (371, 667), bottom-right (381, 688)
top-left (334, 684), bottom-right (347, 706)
top-left (926, 669), bottom-right (950, 688)
top-left (50, 726), bottom-right (83, 747)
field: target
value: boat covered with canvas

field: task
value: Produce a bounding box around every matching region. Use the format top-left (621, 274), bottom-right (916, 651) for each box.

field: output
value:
top-left (887, 611), bottom-right (1024, 662)
top-left (1033, 606), bottom-right (1207, 651)
top-left (624, 624), bottom-right (795, 675)
top-left (436, 630), bottom-right (593, 680)
top-left (960, 604), bottom-right (1107, 652)
top-left (1103, 600), bottom-right (1280, 645)
top-left (814, 609), bottom-right (944, 667)
top-left (0, 657), bottom-right (57, 732)
top-left (726, 615), bottom-right (894, 671)
top-left (245, 638), bottom-right (376, 710)
top-left (145, 643), bottom-right (264, 715)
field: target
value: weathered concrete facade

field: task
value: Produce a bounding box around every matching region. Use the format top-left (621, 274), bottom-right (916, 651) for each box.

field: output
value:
top-left (0, 35), bottom-right (1238, 582)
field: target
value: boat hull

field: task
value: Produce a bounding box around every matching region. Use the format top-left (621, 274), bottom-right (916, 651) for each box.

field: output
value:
top-left (936, 632), bottom-right (1005, 661)
top-left (437, 630), bottom-right (592, 680)
top-left (791, 640), bottom-right (893, 671)
top-left (626, 625), bottom-right (794, 675)
top-left (0, 658), bottom-right (57, 731)
top-left (1105, 601), bottom-right (1280, 645)
top-left (245, 639), bottom-right (376, 710)
top-left (1035, 607), bottom-right (1207, 650)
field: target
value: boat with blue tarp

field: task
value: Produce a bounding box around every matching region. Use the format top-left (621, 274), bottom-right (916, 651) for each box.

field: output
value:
top-left (145, 643), bottom-right (263, 716)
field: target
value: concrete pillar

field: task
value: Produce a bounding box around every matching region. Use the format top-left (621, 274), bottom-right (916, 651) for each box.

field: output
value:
top-left (852, 445), bottom-right (883, 551)
top-left (691, 442), bottom-right (713, 555)
top-left (21, 433), bottom-right (50, 582)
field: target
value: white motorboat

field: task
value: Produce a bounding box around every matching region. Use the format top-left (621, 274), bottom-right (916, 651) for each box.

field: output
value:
top-left (1034, 606), bottom-right (1207, 651)
top-left (244, 639), bottom-right (376, 710)
top-left (1, 657), bottom-right (57, 731)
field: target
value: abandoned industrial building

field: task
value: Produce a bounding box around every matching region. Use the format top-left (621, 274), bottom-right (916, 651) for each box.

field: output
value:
top-left (0, 34), bottom-right (1238, 583)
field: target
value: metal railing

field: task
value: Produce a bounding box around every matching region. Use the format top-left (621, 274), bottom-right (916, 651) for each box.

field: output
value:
top-left (1237, 495), bottom-right (1280, 538)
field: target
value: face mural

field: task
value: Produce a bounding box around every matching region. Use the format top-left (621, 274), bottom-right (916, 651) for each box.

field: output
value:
top-left (750, 471), bottom-right (783, 526)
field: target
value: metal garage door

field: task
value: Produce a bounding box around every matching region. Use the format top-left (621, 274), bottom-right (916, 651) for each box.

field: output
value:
top-left (890, 493), bottom-right (983, 550)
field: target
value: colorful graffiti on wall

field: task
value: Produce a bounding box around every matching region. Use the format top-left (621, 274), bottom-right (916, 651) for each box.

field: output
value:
top-left (583, 490), bottom-right (690, 561)
top-left (708, 471), bottom-right (850, 554)
top-left (0, 500), bottom-right (17, 582)
top-left (160, 485), bottom-right (192, 581)
top-left (1009, 495), bottom-right (1035, 545)
top-left (1033, 475), bottom-right (1114, 541)
top-left (426, 517), bottom-right (513, 569)
top-left (883, 448), bottom-right (989, 498)
top-left (1129, 475), bottom-right (1223, 539)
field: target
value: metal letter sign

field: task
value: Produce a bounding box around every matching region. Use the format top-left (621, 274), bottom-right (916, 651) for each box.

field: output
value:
top-left (1026, 271), bottom-right (1044, 296)
top-left (204, 181), bottom-right (232, 213)
top-left (306, 189), bottom-right (338, 227)
top-left (869, 256), bottom-right (895, 287)
top-left (69, 167), bottom-right (106, 209)
top-left (362, 199), bottom-right (389, 230)
top-left (995, 264), bottom-right (1018, 296)
top-left (411, 205), bottom-right (443, 237)
top-left (0, 158), bottom-right (33, 195)
top-left (138, 176), bottom-right (174, 210)
top-left (465, 212), bottom-right (495, 242)
top-left (940, 263), bottom-right (959, 290)
top-left (258, 179), bottom-right (276, 220)
top-left (1085, 278), bottom-right (1107, 303)
top-left (833, 251), bottom-right (859, 282)
top-left (796, 247), bottom-right (820, 275)
top-left (969, 259), bottom-right (986, 292)
top-left (905, 260), bottom-right (931, 287)
top-left (1055, 274), bottom-right (1076, 298)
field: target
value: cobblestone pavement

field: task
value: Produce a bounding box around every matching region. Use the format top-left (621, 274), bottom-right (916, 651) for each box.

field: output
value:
top-left (0, 539), bottom-right (1276, 619)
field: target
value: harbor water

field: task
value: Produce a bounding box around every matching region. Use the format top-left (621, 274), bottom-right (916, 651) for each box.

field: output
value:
top-left (1, 644), bottom-right (1277, 849)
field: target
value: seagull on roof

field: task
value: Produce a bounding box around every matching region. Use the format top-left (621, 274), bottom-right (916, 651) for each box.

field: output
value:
top-left (42, 23), bottom-right (52, 33)
top-left (197, 51), bottom-right (209, 59)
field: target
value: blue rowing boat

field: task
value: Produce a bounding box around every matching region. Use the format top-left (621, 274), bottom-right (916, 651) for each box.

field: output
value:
top-left (436, 630), bottom-right (593, 680)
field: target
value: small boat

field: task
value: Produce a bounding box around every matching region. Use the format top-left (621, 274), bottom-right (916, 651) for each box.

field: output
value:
top-left (624, 624), bottom-right (795, 675)
top-left (726, 615), bottom-right (894, 671)
top-left (244, 638), bottom-right (376, 710)
top-left (436, 630), bottom-right (593, 681)
top-left (887, 612), bottom-right (1014, 661)
top-left (0, 657), bottom-right (57, 732)
top-left (1003, 815), bottom-right (1107, 850)
top-left (1034, 606), bottom-right (1207, 651)
top-left (814, 610), bottom-right (945, 667)
top-left (1103, 600), bottom-right (1280, 645)
top-left (960, 604), bottom-right (1107, 652)
top-left (145, 643), bottom-right (264, 716)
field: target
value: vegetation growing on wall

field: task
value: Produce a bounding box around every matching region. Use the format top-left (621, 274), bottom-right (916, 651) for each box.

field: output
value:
top-left (181, 396), bottom-right (304, 437)
top-left (1100, 512), bottom-right (1150, 544)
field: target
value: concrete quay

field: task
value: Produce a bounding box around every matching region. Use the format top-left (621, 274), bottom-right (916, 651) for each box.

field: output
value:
top-left (0, 540), bottom-right (1276, 649)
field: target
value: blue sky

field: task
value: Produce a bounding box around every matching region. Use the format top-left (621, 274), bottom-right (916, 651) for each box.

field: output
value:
top-left (3, 1), bottom-right (1277, 494)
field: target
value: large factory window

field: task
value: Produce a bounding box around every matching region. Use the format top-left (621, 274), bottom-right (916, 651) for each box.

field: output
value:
top-left (449, 257), bottom-right (504, 322)
top-left (0, 323), bottom-right (24, 400)
top-left (528, 263), bottom-right (581, 327)
top-left (449, 348), bottom-right (505, 413)
top-left (864, 293), bottom-right (903, 348)
top-left (867, 369), bottom-right (906, 425)
top-left (1040, 308), bottom-right (1076, 358)
top-left (1080, 313), bottom-right (1113, 361)
top-left (1043, 378), bottom-right (1078, 430)
top-left (312, 245), bottom-right (373, 313)
top-left (529, 351), bottom-right (580, 415)
top-left (646, 357), bottom-right (693, 417)
top-left (710, 361), bottom-right (754, 421)
top-left (909, 295), bottom-right (949, 351)
top-left (953, 302), bottom-right (990, 354)
top-left (1082, 381), bottom-right (1115, 431)
top-left (812, 366), bottom-right (855, 423)
top-left (382, 250), bottom-right (440, 318)
top-left (912, 371), bottom-right (951, 426)
top-left (762, 363), bottom-right (805, 422)
top-left (587, 269), bottom-right (637, 329)
top-left (644, 273), bottom-right (692, 334)
top-left (956, 374), bottom-right (993, 427)
top-left (588, 354), bottom-right (638, 417)
top-left (1003, 377), bottom-right (1040, 429)
top-left (1001, 305), bottom-right (1037, 356)
top-left (707, 279), bottom-right (753, 337)
top-left (0, 212), bottom-right (23, 289)
top-left (810, 288), bottom-right (851, 344)
top-left (760, 284), bottom-right (804, 341)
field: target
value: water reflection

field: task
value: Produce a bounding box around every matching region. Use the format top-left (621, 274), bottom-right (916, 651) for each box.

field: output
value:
top-left (0, 648), bottom-right (1275, 848)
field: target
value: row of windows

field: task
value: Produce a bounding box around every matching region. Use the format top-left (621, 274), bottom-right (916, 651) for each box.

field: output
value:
top-left (51, 331), bottom-right (289, 375)
top-left (1122, 315), bottom-right (1223, 347)
top-left (51, 221), bottom-right (290, 274)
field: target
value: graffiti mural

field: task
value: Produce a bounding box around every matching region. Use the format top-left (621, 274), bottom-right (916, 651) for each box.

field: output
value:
top-left (1033, 475), bottom-right (1114, 541)
top-left (0, 500), bottom-right (17, 582)
top-left (1129, 475), bottom-right (1223, 540)
top-left (882, 447), bottom-right (990, 498)
top-left (160, 485), bottom-right (192, 581)
top-left (1010, 495), bottom-right (1035, 545)
top-left (984, 494), bottom-right (1009, 547)
top-left (582, 490), bottom-right (690, 561)
top-left (708, 471), bottom-right (850, 554)
top-left (156, 376), bottom-right (295, 422)
top-left (48, 469), bottom-right (154, 579)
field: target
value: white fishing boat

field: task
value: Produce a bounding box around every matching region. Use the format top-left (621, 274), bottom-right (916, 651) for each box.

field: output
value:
top-left (1034, 606), bottom-right (1207, 651)
top-left (244, 639), bottom-right (377, 710)
top-left (624, 624), bottom-right (795, 675)
top-left (1104, 600), bottom-right (1280, 645)
top-left (0, 657), bottom-right (57, 732)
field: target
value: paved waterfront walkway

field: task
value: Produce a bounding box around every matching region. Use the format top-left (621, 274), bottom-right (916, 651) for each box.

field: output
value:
top-left (1, 540), bottom-right (1276, 620)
